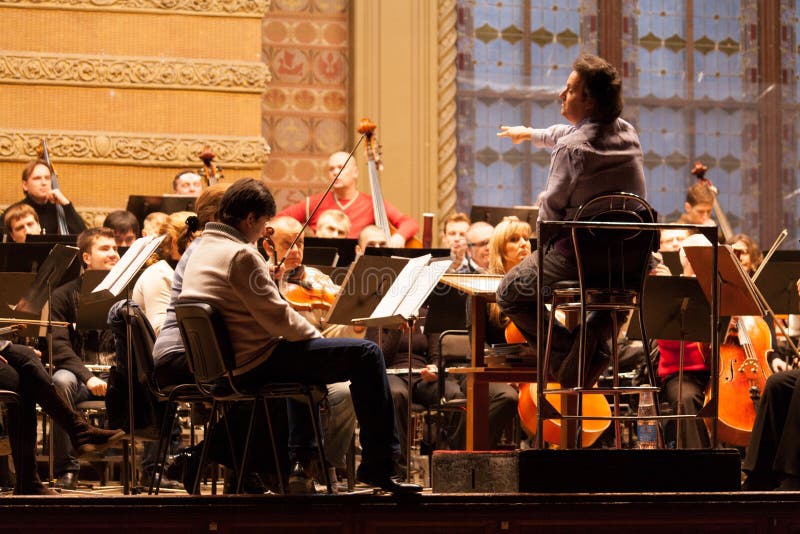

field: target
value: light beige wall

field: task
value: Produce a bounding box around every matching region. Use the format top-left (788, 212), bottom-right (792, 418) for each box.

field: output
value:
top-left (352, 0), bottom-right (455, 239)
top-left (0, 2), bottom-right (269, 219)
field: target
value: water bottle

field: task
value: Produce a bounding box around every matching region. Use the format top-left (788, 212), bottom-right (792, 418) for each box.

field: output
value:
top-left (636, 391), bottom-right (658, 449)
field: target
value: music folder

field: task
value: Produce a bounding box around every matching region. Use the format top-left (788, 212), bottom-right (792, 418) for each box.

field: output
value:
top-left (628, 275), bottom-right (711, 343)
top-left (324, 255), bottom-right (407, 326)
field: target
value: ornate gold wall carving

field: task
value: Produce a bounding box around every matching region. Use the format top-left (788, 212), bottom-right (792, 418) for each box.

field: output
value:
top-left (0, 52), bottom-right (270, 93)
top-left (0, 0), bottom-right (268, 17)
top-left (0, 129), bottom-right (269, 168)
top-left (437, 0), bottom-right (457, 222)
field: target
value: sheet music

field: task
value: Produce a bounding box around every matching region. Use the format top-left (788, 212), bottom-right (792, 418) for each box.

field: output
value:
top-left (92, 234), bottom-right (165, 297)
top-left (394, 259), bottom-right (451, 319)
top-left (370, 254), bottom-right (431, 319)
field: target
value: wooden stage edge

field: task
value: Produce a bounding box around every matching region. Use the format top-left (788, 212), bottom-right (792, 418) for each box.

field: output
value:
top-left (1, 492), bottom-right (799, 533)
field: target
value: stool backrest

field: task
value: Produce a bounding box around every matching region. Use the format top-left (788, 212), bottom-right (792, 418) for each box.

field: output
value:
top-left (175, 302), bottom-right (237, 394)
top-left (571, 192), bottom-right (657, 294)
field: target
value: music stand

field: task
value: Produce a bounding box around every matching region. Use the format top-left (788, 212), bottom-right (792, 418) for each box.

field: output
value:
top-left (304, 237), bottom-right (358, 267)
top-left (754, 250), bottom-right (800, 315)
top-left (660, 250), bottom-right (682, 276)
top-left (126, 195), bottom-right (197, 226)
top-left (365, 247), bottom-right (450, 259)
top-left (86, 234), bottom-right (165, 494)
top-left (25, 234), bottom-right (78, 245)
top-left (0, 243), bottom-right (82, 283)
top-left (303, 247), bottom-right (339, 267)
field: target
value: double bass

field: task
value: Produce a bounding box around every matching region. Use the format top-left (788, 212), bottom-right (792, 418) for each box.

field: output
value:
top-left (35, 140), bottom-right (69, 235)
top-left (357, 119), bottom-right (423, 248)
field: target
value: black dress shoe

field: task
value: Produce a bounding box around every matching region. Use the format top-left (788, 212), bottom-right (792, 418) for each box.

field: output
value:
top-left (54, 472), bottom-right (78, 490)
top-left (357, 466), bottom-right (422, 495)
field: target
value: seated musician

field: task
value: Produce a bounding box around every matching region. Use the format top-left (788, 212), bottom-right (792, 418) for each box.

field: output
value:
top-left (354, 224), bottom-right (388, 256)
top-left (440, 212), bottom-right (471, 272)
top-left (103, 210), bottom-right (140, 248)
top-left (742, 278), bottom-right (800, 491)
top-left (3, 202), bottom-right (42, 243)
top-left (465, 221), bottom-right (493, 274)
top-left (50, 227), bottom-right (120, 490)
top-left (682, 182), bottom-right (715, 226)
top-left (0, 342), bottom-right (123, 494)
top-left (15, 158), bottom-right (87, 235)
top-left (172, 170), bottom-right (204, 196)
top-left (495, 54), bottom-right (646, 387)
top-left (178, 178), bottom-right (420, 495)
top-left (142, 212), bottom-right (168, 237)
top-left (314, 209), bottom-right (351, 238)
top-left (265, 215), bottom-right (358, 483)
top-left (277, 151), bottom-right (418, 247)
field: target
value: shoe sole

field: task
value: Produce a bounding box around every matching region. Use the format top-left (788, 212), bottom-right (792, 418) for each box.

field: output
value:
top-left (76, 430), bottom-right (127, 455)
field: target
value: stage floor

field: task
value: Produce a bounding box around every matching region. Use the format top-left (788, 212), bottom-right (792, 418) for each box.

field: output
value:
top-left (0, 490), bottom-right (798, 533)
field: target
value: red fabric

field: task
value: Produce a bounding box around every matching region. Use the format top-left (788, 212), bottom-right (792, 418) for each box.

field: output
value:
top-left (277, 192), bottom-right (419, 240)
top-left (657, 339), bottom-right (709, 378)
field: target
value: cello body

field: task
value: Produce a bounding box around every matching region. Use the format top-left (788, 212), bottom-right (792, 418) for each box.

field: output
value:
top-left (706, 315), bottom-right (773, 447)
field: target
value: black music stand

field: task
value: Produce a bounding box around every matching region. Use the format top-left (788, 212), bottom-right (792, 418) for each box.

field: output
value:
top-left (365, 246), bottom-right (450, 259)
top-left (126, 195), bottom-right (197, 226)
top-left (660, 250), bottom-right (682, 276)
top-left (303, 247), bottom-right (339, 267)
top-left (25, 234), bottom-right (78, 245)
top-left (303, 237), bottom-right (358, 267)
top-left (0, 243), bottom-right (82, 283)
top-left (324, 255), bottom-right (407, 326)
top-left (470, 205), bottom-right (538, 233)
top-left (754, 250), bottom-right (800, 315)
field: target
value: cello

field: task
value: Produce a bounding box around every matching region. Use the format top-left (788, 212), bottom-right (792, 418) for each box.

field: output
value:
top-left (357, 118), bottom-right (422, 248)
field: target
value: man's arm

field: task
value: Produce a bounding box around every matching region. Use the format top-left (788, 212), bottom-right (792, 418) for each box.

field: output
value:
top-left (230, 249), bottom-right (321, 341)
top-left (497, 124), bottom-right (574, 149)
top-left (384, 200), bottom-right (419, 243)
top-left (275, 198), bottom-right (309, 224)
top-left (49, 285), bottom-right (94, 384)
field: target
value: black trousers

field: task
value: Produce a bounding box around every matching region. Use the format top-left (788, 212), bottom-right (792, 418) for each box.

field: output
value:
top-left (743, 369), bottom-right (800, 479)
top-left (659, 371), bottom-right (710, 449)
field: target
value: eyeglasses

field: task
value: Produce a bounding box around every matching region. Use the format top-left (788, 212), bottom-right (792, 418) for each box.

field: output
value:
top-left (468, 239), bottom-right (490, 248)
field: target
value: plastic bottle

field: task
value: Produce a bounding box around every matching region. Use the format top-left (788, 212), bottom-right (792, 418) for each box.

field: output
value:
top-left (636, 391), bottom-right (658, 449)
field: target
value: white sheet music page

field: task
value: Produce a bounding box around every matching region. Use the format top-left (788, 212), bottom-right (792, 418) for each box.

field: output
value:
top-left (370, 254), bottom-right (431, 319)
top-left (92, 234), bottom-right (165, 297)
top-left (394, 258), bottom-right (451, 319)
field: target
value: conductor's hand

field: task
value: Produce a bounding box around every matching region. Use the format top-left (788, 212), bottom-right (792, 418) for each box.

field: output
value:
top-left (86, 376), bottom-right (107, 397)
top-left (420, 364), bottom-right (438, 383)
top-left (497, 125), bottom-right (532, 144)
top-left (47, 189), bottom-right (71, 206)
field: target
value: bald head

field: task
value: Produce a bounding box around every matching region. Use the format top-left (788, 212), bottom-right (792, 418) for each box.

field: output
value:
top-left (328, 151), bottom-right (358, 195)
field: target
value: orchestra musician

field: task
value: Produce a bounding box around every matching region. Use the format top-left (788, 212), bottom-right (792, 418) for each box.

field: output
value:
top-left (3, 203), bottom-right (42, 243)
top-left (265, 215), bottom-right (359, 484)
top-left (102, 210), bottom-right (140, 248)
top-left (15, 158), bottom-right (87, 235)
top-left (277, 151), bottom-right (419, 247)
top-left (495, 54), bottom-right (646, 387)
top-left (355, 225), bottom-right (388, 255)
top-left (681, 182), bottom-right (715, 226)
top-left (49, 227), bottom-right (120, 490)
top-left (178, 178), bottom-right (421, 495)
top-left (172, 170), bottom-right (204, 196)
top-left (314, 209), bottom-right (351, 239)
top-left (440, 212), bottom-right (471, 272)
top-left (465, 221), bottom-right (493, 274)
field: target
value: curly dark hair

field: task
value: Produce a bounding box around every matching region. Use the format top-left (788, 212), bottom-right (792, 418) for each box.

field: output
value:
top-left (572, 54), bottom-right (623, 124)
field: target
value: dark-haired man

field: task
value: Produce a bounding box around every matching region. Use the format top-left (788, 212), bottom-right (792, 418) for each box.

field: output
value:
top-left (179, 178), bottom-right (420, 494)
top-left (50, 227), bottom-right (120, 489)
top-left (496, 54), bottom-right (646, 387)
top-left (15, 158), bottom-right (86, 235)
top-left (103, 210), bottom-right (140, 247)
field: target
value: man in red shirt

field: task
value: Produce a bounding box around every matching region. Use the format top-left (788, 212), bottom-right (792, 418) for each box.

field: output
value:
top-left (277, 151), bottom-right (418, 247)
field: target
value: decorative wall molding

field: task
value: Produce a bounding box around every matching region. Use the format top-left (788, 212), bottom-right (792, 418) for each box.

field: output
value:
top-left (0, 51), bottom-right (270, 93)
top-left (437, 0), bottom-right (457, 222)
top-left (0, 129), bottom-right (270, 169)
top-left (0, 0), bottom-right (269, 17)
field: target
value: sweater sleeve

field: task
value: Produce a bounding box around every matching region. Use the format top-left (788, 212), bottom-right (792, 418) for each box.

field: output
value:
top-left (50, 284), bottom-right (93, 383)
top-left (229, 249), bottom-right (321, 342)
top-left (276, 198), bottom-right (309, 225)
top-left (384, 199), bottom-right (419, 240)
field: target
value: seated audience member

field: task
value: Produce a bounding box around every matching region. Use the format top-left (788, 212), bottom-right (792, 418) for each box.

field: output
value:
top-left (178, 178), bottom-right (420, 494)
top-left (354, 225), bottom-right (389, 256)
top-left (142, 212), bottom-right (168, 237)
top-left (103, 210), bottom-right (140, 248)
top-left (50, 227), bottom-right (120, 490)
top-left (465, 221), bottom-right (493, 273)
top-left (15, 158), bottom-right (87, 235)
top-left (0, 342), bottom-right (123, 494)
top-left (172, 170), bottom-right (204, 196)
top-left (439, 212), bottom-right (470, 272)
top-left (315, 209), bottom-right (351, 238)
top-left (3, 203), bottom-right (42, 243)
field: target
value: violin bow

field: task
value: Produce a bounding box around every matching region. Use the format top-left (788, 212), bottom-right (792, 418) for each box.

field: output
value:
top-left (273, 132), bottom-right (368, 270)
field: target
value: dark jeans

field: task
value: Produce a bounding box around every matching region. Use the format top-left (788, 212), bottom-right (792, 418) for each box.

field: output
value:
top-left (660, 371), bottom-right (710, 449)
top-left (236, 337), bottom-right (400, 474)
top-left (0, 344), bottom-right (57, 491)
top-left (497, 249), bottom-right (615, 378)
top-left (743, 369), bottom-right (800, 480)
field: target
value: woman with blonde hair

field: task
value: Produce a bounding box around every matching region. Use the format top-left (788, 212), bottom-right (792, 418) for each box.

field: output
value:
top-left (487, 217), bottom-right (532, 275)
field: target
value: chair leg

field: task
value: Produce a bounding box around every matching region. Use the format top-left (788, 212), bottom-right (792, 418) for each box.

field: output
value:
top-left (234, 397), bottom-right (260, 495)
top-left (611, 312), bottom-right (622, 449)
top-left (192, 400), bottom-right (219, 495)
top-left (262, 397), bottom-right (285, 494)
top-left (152, 401), bottom-right (178, 495)
top-left (306, 391), bottom-right (332, 494)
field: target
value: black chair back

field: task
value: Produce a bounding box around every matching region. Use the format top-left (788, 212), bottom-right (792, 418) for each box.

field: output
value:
top-left (126, 305), bottom-right (157, 390)
top-left (175, 302), bottom-right (237, 393)
top-left (572, 192), bottom-right (657, 295)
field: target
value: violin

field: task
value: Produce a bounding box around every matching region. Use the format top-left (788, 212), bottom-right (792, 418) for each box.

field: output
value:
top-left (283, 266), bottom-right (338, 312)
top-left (357, 118), bottom-right (422, 248)
top-left (691, 162), bottom-right (734, 243)
top-left (198, 146), bottom-right (223, 187)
